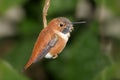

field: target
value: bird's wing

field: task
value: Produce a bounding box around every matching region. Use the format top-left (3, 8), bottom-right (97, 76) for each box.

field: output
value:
top-left (24, 28), bottom-right (58, 70)
top-left (33, 34), bottom-right (58, 63)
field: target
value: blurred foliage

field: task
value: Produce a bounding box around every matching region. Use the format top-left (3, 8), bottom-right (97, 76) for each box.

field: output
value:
top-left (94, 63), bottom-right (120, 80)
top-left (0, 59), bottom-right (28, 80)
top-left (0, 0), bottom-right (119, 80)
top-left (0, 0), bottom-right (27, 14)
top-left (96, 0), bottom-right (120, 16)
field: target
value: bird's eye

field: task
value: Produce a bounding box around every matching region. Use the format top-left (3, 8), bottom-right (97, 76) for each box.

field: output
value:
top-left (60, 23), bottom-right (64, 27)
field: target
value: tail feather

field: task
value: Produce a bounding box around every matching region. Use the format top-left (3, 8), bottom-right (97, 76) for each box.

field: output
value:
top-left (24, 59), bottom-right (33, 70)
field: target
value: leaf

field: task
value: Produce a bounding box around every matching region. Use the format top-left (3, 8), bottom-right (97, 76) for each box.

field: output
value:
top-left (0, 59), bottom-right (29, 80)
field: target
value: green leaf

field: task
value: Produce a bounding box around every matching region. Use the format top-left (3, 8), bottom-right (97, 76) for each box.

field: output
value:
top-left (0, 59), bottom-right (29, 80)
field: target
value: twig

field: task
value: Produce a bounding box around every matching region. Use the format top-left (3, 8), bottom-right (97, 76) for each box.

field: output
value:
top-left (43, 0), bottom-right (50, 28)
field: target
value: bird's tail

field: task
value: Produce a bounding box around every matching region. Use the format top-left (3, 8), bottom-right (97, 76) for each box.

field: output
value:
top-left (24, 58), bottom-right (34, 70)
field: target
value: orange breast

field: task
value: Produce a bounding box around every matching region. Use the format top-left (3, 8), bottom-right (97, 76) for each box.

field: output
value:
top-left (50, 35), bottom-right (66, 55)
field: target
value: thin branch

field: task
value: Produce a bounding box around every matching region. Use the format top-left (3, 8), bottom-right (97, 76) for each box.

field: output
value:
top-left (43, 0), bottom-right (50, 28)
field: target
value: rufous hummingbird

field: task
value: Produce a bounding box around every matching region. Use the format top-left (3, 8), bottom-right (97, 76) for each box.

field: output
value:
top-left (24, 17), bottom-right (85, 70)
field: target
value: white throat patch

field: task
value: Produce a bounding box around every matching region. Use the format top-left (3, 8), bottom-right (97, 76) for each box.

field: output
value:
top-left (56, 31), bottom-right (70, 42)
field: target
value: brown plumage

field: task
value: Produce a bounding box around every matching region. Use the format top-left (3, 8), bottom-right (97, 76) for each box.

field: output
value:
top-left (24, 17), bottom-right (73, 70)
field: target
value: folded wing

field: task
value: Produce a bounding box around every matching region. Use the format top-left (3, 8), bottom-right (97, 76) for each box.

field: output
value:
top-left (24, 28), bottom-right (58, 70)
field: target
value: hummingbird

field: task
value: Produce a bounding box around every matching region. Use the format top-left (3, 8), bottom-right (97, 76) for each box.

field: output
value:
top-left (24, 17), bottom-right (85, 70)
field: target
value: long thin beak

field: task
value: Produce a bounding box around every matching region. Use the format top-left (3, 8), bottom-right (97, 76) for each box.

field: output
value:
top-left (72, 21), bottom-right (86, 25)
